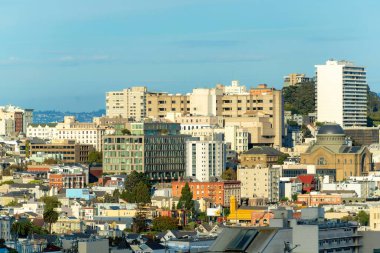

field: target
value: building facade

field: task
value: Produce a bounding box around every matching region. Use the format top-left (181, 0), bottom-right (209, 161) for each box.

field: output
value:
top-left (300, 124), bottom-right (372, 181)
top-left (28, 139), bottom-right (94, 164)
top-left (316, 60), bottom-right (367, 127)
top-left (237, 164), bottom-right (280, 202)
top-left (106, 86), bottom-right (147, 120)
top-left (103, 122), bottom-right (189, 180)
top-left (185, 139), bottom-right (226, 182)
top-left (172, 180), bottom-right (241, 207)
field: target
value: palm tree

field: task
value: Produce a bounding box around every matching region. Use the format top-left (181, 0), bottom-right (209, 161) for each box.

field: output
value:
top-left (11, 220), bottom-right (33, 237)
top-left (43, 209), bottom-right (59, 234)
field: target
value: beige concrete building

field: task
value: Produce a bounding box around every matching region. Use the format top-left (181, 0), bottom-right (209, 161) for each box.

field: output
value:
top-left (146, 92), bottom-right (189, 119)
top-left (106, 82), bottom-right (283, 147)
top-left (106, 86), bottom-right (147, 120)
top-left (237, 164), bottom-right (280, 202)
top-left (370, 205), bottom-right (380, 231)
top-left (283, 73), bottom-right (313, 87)
top-left (190, 88), bottom-right (223, 116)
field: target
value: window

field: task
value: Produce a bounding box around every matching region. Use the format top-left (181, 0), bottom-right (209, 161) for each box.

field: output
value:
top-left (317, 157), bottom-right (327, 165)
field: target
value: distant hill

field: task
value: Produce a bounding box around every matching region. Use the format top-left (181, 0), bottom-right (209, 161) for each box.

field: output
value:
top-left (33, 109), bottom-right (106, 123)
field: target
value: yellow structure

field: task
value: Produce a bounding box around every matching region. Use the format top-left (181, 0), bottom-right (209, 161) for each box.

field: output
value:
top-left (227, 196), bottom-right (266, 225)
top-left (370, 205), bottom-right (380, 231)
top-left (52, 216), bottom-right (84, 234)
top-left (301, 124), bottom-right (372, 181)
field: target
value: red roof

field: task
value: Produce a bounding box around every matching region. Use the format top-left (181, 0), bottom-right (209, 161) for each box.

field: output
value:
top-left (297, 174), bottom-right (315, 184)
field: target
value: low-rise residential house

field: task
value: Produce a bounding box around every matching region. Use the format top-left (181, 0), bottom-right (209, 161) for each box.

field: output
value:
top-left (51, 215), bottom-right (84, 234)
top-left (195, 223), bottom-right (225, 237)
top-left (297, 193), bottom-right (342, 207)
top-left (13, 201), bottom-right (45, 216)
top-left (160, 230), bottom-right (198, 242)
top-left (0, 216), bottom-right (14, 241)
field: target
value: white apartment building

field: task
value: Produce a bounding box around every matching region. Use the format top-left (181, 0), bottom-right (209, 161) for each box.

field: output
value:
top-left (316, 60), bottom-right (367, 127)
top-left (27, 116), bottom-right (107, 151)
top-left (106, 86), bottom-right (147, 120)
top-left (26, 123), bottom-right (57, 139)
top-left (55, 116), bottom-right (106, 151)
top-left (238, 164), bottom-right (280, 202)
top-left (185, 139), bottom-right (226, 182)
top-left (224, 125), bottom-right (249, 153)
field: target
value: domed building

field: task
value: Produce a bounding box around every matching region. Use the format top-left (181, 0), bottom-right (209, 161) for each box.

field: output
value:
top-left (300, 123), bottom-right (372, 181)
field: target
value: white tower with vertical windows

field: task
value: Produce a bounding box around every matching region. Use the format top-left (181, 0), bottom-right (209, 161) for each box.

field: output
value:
top-left (316, 60), bottom-right (367, 127)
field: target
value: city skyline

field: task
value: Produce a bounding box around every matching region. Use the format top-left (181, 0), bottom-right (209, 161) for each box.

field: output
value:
top-left (1, 0), bottom-right (379, 111)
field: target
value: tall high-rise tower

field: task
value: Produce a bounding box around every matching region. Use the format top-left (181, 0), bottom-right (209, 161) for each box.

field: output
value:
top-left (316, 60), bottom-right (367, 127)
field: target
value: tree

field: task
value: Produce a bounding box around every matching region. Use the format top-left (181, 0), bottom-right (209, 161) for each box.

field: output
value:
top-left (277, 153), bottom-right (290, 165)
top-left (11, 219), bottom-right (46, 238)
top-left (121, 171), bottom-right (151, 204)
top-left (25, 140), bottom-right (31, 158)
top-left (135, 182), bottom-right (151, 204)
top-left (43, 209), bottom-right (59, 234)
top-left (177, 182), bottom-right (194, 212)
top-left (152, 216), bottom-right (178, 231)
top-left (221, 168), bottom-right (237, 180)
top-left (11, 220), bottom-right (31, 237)
top-left (291, 193), bottom-right (298, 202)
top-left (40, 196), bottom-right (61, 211)
top-left (282, 82), bottom-right (316, 115)
top-left (132, 208), bottom-right (147, 233)
top-left (87, 151), bottom-right (102, 164)
top-left (357, 210), bottom-right (369, 226)
top-left (121, 129), bottom-right (131, 135)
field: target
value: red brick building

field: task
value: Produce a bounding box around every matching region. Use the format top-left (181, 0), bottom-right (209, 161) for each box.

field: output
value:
top-left (49, 173), bottom-right (86, 190)
top-left (172, 180), bottom-right (241, 207)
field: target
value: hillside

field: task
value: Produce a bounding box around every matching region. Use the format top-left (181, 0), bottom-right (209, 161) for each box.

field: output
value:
top-left (368, 90), bottom-right (380, 126)
top-left (282, 82), bottom-right (315, 115)
top-left (283, 83), bottom-right (380, 126)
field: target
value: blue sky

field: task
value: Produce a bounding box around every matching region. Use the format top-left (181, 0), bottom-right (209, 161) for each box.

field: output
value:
top-left (0, 0), bottom-right (379, 111)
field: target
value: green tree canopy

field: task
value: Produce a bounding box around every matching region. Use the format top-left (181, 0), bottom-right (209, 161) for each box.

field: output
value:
top-left (11, 219), bottom-right (46, 237)
top-left (87, 151), bottom-right (103, 164)
top-left (357, 210), bottom-right (369, 226)
top-left (177, 182), bottom-right (194, 212)
top-left (121, 171), bottom-right (151, 204)
top-left (283, 82), bottom-right (316, 116)
top-left (277, 153), bottom-right (290, 165)
top-left (221, 168), bottom-right (237, 180)
top-left (152, 216), bottom-right (178, 231)
top-left (40, 196), bottom-right (61, 212)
